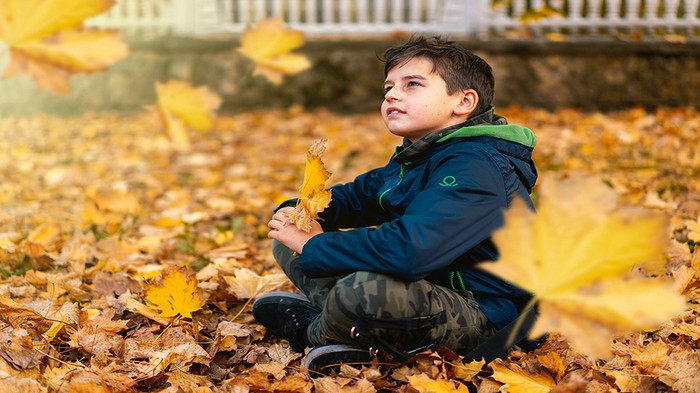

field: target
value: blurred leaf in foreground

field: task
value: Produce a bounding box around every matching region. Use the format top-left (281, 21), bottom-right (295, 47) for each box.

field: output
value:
top-left (155, 80), bottom-right (222, 151)
top-left (237, 17), bottom-right (311, 84)
top-left (483, 175), bottom-right (687, 359)
top-left (0, 0), bottom-right (129, 94)
top-left (285, 139), bottom-right (332, 232)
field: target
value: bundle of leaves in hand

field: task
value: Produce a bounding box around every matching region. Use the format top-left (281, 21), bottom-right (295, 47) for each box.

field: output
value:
top-left (483, 175), bottom-right (687, 359)
top-left (0, 0), bottom-right (129, 94)
top-left (285, 139), bottom-right (332, 232)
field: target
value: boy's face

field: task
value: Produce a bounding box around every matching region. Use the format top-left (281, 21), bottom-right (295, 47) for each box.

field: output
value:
top-left (381, 57), bottom-right (468, 143)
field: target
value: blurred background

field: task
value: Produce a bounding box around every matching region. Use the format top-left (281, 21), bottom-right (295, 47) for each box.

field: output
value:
top-left (1, 0), bottom-right (699, 115)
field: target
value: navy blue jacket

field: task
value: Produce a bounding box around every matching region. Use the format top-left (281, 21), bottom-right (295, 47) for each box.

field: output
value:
top-left (295, 109), bottom-right (538, 329)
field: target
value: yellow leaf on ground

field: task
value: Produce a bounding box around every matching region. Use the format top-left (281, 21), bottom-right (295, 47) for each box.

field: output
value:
top-left (223, 267), bottom-right (288, 300)
top-left (408, 373), bottom-right (472, 393)
top-left (155, 80), bottom-right (222, 151)
top-left (237, 17), bottom-right (311, 84)
top-left (483, 175), bottom-right (687, 359)
top-left (285, 138), bottom-right (332, 232)
top-left (144, 266), bottom-right (202, 318)
top-left (490, 360), bottom-right (555, 393)
top-left (0, 0), bottom-right (128, 94)
top-left (454, 358), bottom-right (485, 381)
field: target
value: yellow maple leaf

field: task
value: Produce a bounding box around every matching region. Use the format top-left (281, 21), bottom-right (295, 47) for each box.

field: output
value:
top-left (144, 266), bottom-right (202, 319)
top-left (454, 358), bottom-right (486, 381)
top-left (155, 80), bottom-right (222, 151)
top-left (237, 17), bottom-right (311, 84)
top-left (284, 139), bottom-right (332, 232)
top-left (408, 373), bottom-right (472, 393)
top-left (490, 360), bottom-right (555, 393)
top-left (0, 0), bottom-right (129, 94)
top-left (483, 175), bottom-right (687, 359)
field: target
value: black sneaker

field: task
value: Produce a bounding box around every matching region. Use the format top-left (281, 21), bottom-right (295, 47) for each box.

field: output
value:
top-left (304, 344), bottom-right (374, 378)
top-left (252, 292), bottom-right (320, 352)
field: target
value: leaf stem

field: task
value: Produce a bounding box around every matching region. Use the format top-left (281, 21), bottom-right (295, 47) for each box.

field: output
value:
top-left (505, 296), bottom-right (538, 350)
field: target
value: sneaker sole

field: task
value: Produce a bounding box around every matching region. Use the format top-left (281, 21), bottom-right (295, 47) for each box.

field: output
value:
top-left (304, 344), bottom-right (373, 378)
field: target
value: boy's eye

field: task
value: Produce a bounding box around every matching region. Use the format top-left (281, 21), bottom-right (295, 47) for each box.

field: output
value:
top-left (384, 86), bottom-right (393, 93)
top-left (407, 81), bottom-right (421, 87)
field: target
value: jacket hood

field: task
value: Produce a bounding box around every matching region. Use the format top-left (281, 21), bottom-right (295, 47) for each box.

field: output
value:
top-left (394, 106), bottom-right (538, 192)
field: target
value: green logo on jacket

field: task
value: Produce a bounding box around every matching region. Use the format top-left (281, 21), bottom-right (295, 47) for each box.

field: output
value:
top-left (439, 176), bottom-right (458, 187)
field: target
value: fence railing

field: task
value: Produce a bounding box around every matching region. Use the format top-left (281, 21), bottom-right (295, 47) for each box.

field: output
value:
top-left (486, 0), bottom-right (700, 39)
top-left (85, 0), bottom-right (700, 40)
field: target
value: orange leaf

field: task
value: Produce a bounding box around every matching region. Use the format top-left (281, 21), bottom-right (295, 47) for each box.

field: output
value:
top-left (285, 139), bottom-right (332, 232)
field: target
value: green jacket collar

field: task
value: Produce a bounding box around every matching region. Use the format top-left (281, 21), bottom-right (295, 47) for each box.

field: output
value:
top-left (394, 107), bottom-right (534, 163)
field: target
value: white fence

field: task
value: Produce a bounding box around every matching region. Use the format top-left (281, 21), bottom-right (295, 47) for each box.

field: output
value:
top-left (85, 0), bottom-right (700, 40)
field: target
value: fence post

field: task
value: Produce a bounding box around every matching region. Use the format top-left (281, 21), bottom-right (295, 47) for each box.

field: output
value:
top-left (440, 0), bottom-right (470, 35)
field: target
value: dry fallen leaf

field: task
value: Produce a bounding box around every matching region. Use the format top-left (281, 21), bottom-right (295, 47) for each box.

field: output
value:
top-left (0, 106), bottom-right (698, 391)
top-left (144, 266), bottom-right (202, 319)
top-left (490, 360), bottom-right (556, 393)
top-left (223, 267), bottom-right (288, 300)
top-left (237, 17), bottom-right (311, 84)
top-left (285, 138), bottom-right (333, 232)
top-left (483, 175), bottom-right (687, 358)
top-left (0, 0), bottom-right (128, 94)
top-left (408, 373), bottom-right (472, 393)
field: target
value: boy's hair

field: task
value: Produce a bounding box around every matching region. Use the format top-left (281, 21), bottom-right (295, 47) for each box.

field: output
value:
top-left (382, 36), bottom-right (494, 116)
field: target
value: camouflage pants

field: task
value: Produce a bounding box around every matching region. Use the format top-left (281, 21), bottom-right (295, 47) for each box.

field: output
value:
top-left (272, 240), bottom-right (496, 357)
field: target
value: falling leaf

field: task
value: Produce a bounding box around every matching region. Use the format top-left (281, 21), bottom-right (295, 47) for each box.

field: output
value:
top-left (0, 0), bottom-right (129, 94)
top-left (238, 17), bottom-right (311, 84)
top-left (155, 80), bottom-right (222, 151)
top-left (284, 138), bottom-right (332, 232)
top-left (483, 175), bottom-right (687, 358)
top-left (0, 41), bottom-right (9, 77)
top-left (408, 373), bottom-right (472, 393)
top-left (144, 266), bottom-right (202, 318)
top-left (490, 360), bottom-right (556, 393)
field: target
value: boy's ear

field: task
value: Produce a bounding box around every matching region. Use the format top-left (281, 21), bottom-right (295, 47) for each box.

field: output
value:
top-left (454, 89), bottom-right (479, 117)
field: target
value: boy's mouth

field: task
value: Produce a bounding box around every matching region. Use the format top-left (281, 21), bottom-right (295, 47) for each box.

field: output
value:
top-left (386, 107), bottom-right (404, 117)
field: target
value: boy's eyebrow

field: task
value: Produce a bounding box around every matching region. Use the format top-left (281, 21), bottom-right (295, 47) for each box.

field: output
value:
top-left (384, 74), bottom-right (429, 84)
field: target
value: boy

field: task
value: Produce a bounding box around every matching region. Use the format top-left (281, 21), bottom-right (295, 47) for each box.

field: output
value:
top-left (253, 36), bottom-right (538, 375)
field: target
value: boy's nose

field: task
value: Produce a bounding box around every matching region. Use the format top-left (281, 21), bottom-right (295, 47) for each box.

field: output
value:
top-left (385, 88), bottom-right (400, 101)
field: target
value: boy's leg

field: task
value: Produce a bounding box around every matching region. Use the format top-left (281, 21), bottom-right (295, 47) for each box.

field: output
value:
top-left (305, 271), bottom-right (496, 356)
top-left (271, 240), bottom-right (338, 307)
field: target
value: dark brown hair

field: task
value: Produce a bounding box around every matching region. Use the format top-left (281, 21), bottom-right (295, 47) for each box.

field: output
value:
top-left (382, 36), bottom-right (494, 116)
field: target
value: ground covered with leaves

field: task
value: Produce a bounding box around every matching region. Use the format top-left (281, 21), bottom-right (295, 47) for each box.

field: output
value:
top-left (0, 106), bottom-right (699, 392)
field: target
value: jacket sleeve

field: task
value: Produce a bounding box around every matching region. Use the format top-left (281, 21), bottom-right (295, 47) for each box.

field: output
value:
top-left (298, 147), bottom-right (510, 281)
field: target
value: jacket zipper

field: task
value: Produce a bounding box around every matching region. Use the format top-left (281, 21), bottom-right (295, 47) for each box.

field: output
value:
top-left (378, 162), bottom-right (408, 211)
top-left (449, 271), bottom-right (467, 291)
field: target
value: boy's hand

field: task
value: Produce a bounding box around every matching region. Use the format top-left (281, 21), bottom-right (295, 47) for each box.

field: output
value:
top-left (267, 207), bottom-right (323, 254)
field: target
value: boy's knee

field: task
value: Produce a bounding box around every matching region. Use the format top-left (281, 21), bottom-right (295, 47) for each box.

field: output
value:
top-left (325, 272), bottom-right (413, 318)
